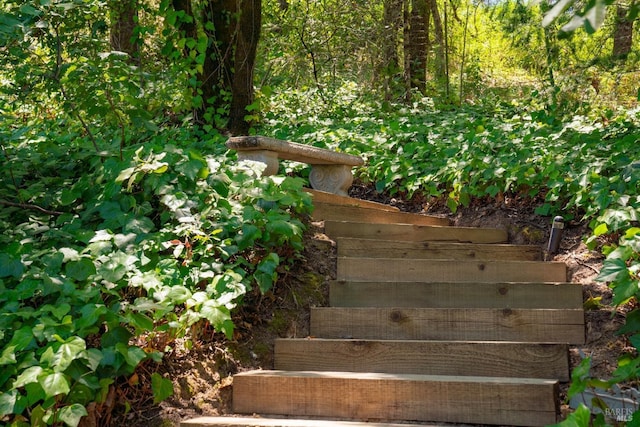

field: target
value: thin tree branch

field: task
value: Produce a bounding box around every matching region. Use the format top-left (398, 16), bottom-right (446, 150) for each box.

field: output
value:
top-left (0, 200), bottom-right (65, 216)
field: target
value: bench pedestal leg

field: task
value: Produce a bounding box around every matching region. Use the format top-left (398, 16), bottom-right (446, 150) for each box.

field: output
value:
top-left (309, 164), bottom-right (353, 197)
top-left (236, 150), bottom-right (280, 176)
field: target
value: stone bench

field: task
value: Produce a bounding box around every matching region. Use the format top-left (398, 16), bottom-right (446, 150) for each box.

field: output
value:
top-left (226, 136), bottom-right (364, 196)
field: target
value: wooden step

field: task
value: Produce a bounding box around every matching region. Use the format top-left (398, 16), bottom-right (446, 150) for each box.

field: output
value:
top-left (232, 370), bottom-right (559, 426)
top-left (312, 203), bottom-right (450, 226)
top-left (274, 338), bottom-right (570, 381)
top-left (337, 258), bottom-right (567, 282)
top-left (329, 281), bottom-right (582, 309)
top-left (181, 416), bottom-right (448, 426)
top-left (337, 237), bottom-right (542, 260)
top-left (305, 189), bottom-right (400, 212)
top-left (310, 307), bottom-right (585, 344)
top-left (324, 221), bottom-right (508, 243)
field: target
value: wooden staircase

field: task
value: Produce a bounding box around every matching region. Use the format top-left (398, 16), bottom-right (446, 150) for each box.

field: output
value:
top-left (182, 190), bottom-right (585, 427)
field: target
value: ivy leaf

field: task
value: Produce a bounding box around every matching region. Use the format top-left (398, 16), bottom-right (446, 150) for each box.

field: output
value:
top-left (57, 403), bottom-right (88, 427)
top-left (0, 390), bottom-right (18, 417)
top-left (101, 326), bottom-right (133, 348)
top-left (38, 372), bottom-right (70, 398)
top-left (547, 403), bottom-right (591, 427)
top-left (65, 258), bottom-right (96, 281)
top-left (52, 337), bottom-right (86, 372)
top-left (0, 253), bottom-right (24, 278)
top-left (12, 366), bottom-right (44, 388)
top-left (618, 310), bottom-right (640, 335)
top-left (150, 373), bottom-right (173, 404)
top-left (200, 301), bottom-right (234, 339)
top-left (596, 258), bottom-right (628, 283)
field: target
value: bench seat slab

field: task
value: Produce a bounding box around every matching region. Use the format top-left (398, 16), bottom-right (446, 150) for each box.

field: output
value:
top-left (227, 136), bottom-right (363, 196)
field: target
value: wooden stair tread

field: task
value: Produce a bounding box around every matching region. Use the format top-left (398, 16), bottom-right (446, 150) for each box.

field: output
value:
top-left (305, 189), bottom-right (400, 212)
top-left (324, 220), bottom-right (508, 243)
top-left (310, 307), bottom-right (585, 344)
top-left (312, 202), bottom-right (450, 226)
top-left (337, 258), bottom-right (567, 282)
top-left (233, 370), bottom-right (559, 426)
top-left (329, 280), bottom-right (583, 309)
top-left (274, 338), bottom-right (570, 380)
top-left (336, 237), bottom-right (541, 260)
top-left (181, 416), bottom-right (462, 426)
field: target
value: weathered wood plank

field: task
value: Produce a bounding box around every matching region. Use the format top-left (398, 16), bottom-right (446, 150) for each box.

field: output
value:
top-left (312, 203), bottom-right (450, 226)
top-left (324, 221), bottom-right (508, 243)
top-left (305, 189), bottom-right (400, 212)
top-left (329, 281), bottom-right (582, 309)
top-left (233, 370), bottom-right (559, 426)
top-left (227, 136), bottom-right (363, 166)
top-left (310, 307), bottom-right (585, 344)
top-left (274, 339), bottom-right (570, 381)
top-left (181, 417), bottom-right (445, 427)
top-left (336, 237), bottom-right (541, 260)
top-left (336, 258), bottom-right (567, 282)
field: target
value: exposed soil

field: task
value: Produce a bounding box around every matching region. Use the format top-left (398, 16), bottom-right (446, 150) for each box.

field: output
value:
top-left (116, 184), bottom-right (630, 427)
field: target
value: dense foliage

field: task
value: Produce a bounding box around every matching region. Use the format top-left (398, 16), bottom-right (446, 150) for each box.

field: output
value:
top-left (0, 119), bottom-right (312, 425)
top-left (0, 0), bottom-right (639, 425)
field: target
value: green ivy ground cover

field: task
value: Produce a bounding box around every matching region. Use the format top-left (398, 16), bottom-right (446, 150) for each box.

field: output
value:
top-left (0, 122), bottom-right (312, 426)
top-left (259, 86), bottom-right (640, 426)
top-left (0, 83), bottom-right (639, 426)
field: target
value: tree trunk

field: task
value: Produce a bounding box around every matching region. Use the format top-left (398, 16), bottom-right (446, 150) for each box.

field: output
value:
top-left (613, 6), bottom-right (633, 59)
top-left (198, 0), bottom-right (261, 134)
top-left (407, 0), bottom-right (428, 93)
top-left (110, 0), bottom-right (139, 62)
top-left (201, 0), bottom-right (237, 118)
top-left (228, 0), bottom-right (262, 135)
top-left (427, 0), bottom-right (445, 80)
top-left (380, 0), bottom-right (403, 99)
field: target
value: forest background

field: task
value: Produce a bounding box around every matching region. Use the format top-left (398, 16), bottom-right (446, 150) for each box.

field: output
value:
top-left (0, 0), bottom-right (639, 425)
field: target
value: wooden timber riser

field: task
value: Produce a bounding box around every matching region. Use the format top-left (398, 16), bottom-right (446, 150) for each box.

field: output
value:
top-left (182, 417), bottom-right (458, 427)
top-left (337, 257), bottom-right (568, 283)
top-left (311, 202), bottom-right (451, 226)
top-left (182, 197), bottom-right (585, 427)
top-left (275, 338), bottom-right (571, 381)
top-left (324, 220), bottom-right (508, 243)
top-left (329, 280), bottom-right (583, 309)
top-left (232, 370), bottom-right (559, 427)
top-left (336, 237), bottom-right (543, 261)
top-left (311, 307), bottom-right (585, 344)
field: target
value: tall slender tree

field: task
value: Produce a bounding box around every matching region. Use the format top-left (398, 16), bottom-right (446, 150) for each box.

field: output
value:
top-left (613, 4), bottom-right (634, 59)
top-left (110, 0), bottom-right (140, 62)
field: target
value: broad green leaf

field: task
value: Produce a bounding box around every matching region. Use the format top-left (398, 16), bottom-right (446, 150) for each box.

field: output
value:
top-left (12, 366), bottom-right (44, 388)
top-left (0, 253), bottom-right (24, 278)
top-left (611, 276), bottom-right (637, 306)
top-left (0, 345), bottom-right (17, 365)
top-left (547, 403), bottom-right (591, 426)
top-left (165, 286), bottom-right (192, 304)
top-left (57, 403), bottom-right (88, 427)
top-left (618, 310), bottom-right (640, 335)
top-left (38, 372), bottom-right (70, 398)
top-left (52, 337), bottom-right (86, 372)
top-left (151, 373), bottom-right (173, 404)
top-left (65, 259), bottom-right (96, 281)
top-left (125, 312), bottom-right (154, 331)
top-left (596, 258), bottom-right (628, 282)
top-left (101, 326), bottom-right (133, 348)
top-left (9, 326), bottom-right (35, 351)
top-left (200, 301), bottom-right (234, 338)
top-left (593, 223), bottom-right (608, 236)
top-left (0, 390), bottom-right (18, 417)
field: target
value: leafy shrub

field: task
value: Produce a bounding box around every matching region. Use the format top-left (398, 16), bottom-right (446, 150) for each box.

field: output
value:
top-left (0, 124), bottom-right (312, 425)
